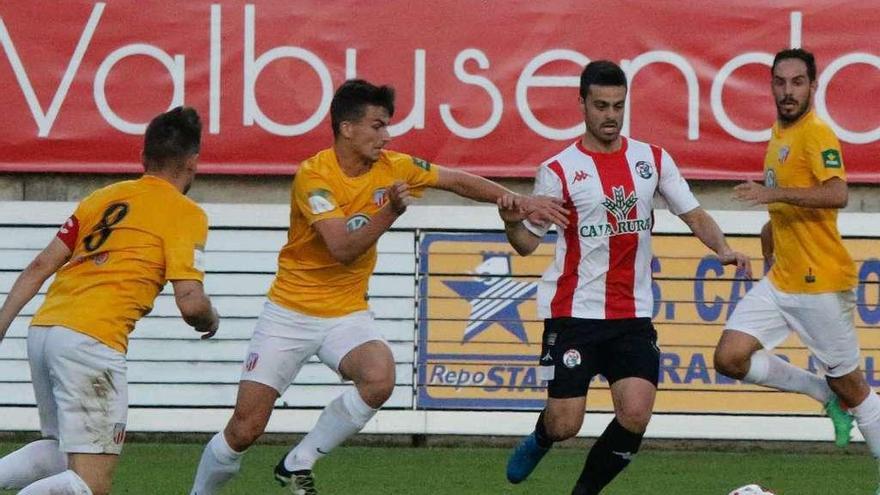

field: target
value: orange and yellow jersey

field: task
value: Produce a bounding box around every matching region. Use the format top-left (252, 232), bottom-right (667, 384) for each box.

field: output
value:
top-left (268, 148), bottom-right (439, 317)
top-left (31, 175), bottom-right (208, 353)
top-left (763, 109), bottom-right (856, 293)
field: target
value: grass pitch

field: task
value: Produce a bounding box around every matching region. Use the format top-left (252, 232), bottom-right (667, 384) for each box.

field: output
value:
top-left (0, 443), bottom-right (874, 494)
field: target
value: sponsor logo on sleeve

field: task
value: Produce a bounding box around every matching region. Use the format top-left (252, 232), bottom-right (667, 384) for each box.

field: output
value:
top-left (822, 149), bottom-right (841, 168)
top-left (412, 156), bottom-right (431, 171)
top-left (193, 245), bottom-right (206, 272)
top-left (307, 188), bottom-right (336, 214)
top-left (346, 213), bottom-right (371, 232)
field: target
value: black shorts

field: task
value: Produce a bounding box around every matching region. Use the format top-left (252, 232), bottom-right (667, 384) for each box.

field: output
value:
top-left (538, 317), bottom-right (660, 399)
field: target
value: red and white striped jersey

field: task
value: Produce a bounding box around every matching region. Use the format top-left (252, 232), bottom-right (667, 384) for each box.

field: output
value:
top-left (524, 137), bottom-right (699, 320)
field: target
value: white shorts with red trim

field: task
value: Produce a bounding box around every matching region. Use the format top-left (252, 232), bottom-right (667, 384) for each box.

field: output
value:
top-left (28, 326), bottom-right (128, 454)
top-left (239, 300), bottom-right (388, 394)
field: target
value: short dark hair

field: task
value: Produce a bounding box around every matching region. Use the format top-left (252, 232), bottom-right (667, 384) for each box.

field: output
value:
top-left (579, 60), bottom-right (628, 98)
top-left (330, 79), bottom-right (395, 137)
top-left (143, 106), bottom-right (202, 171)
top-left (772, 48), bottom-right (817, 81)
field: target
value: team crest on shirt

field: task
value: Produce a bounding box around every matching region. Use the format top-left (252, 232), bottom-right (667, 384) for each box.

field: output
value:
top-left (346, 214), bottom-right (371, 232)
top-left (373, 188), bottom-right (388, 207)
top-left (764, 169), bottom-right (777, 189)
top-left (635, 161), bottom-right (653, 179)
top-left (777, 145), bottom-right (790, 165)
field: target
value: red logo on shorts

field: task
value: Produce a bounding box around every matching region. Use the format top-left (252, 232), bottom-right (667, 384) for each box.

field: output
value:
top-left (112, 423), bottom-right (126, 445)
top-left (245, 352), bottom-right (259, 372)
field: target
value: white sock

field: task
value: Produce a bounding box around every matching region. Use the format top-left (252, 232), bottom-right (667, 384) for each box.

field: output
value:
top-left (743, 350), bottom-right (833, 404)
top-left (284, 388), bottom-right (377, 471)
top-left (189, 432), bottom-right (244, 495)
top-left (0, 438), bottom-right (67, 489)
top-left (851, 393), bottom-right (880, 458)
top-left (18, 469), bottom-right (92, 495)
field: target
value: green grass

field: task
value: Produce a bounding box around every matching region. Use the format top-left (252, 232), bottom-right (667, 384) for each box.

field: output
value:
top-left (0, 443), bottom-right (875, 494)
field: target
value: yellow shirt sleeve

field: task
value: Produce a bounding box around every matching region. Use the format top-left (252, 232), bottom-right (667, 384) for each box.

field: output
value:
top-left (293, 168), bottom-right (346, 225)
top-left (164, 205), bottom-right (208, 281)
top-left (387, 151), bottom-right (440, 198)
top-left (805, 123), bottom-right (846, 183)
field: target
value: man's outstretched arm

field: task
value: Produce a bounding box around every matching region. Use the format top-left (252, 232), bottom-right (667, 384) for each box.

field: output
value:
top-left (0, 238), bottom-right (71, 342)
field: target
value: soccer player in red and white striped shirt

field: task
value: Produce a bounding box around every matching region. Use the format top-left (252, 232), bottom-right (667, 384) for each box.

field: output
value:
top-left (501, 60), bottom-right (751, 494)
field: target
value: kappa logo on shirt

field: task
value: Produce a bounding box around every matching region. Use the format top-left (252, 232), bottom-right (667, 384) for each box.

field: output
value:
top-left (571, 170), bottom-right (591, 184)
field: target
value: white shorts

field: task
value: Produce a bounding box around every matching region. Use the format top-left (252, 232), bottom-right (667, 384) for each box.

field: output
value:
top-left (240, 300), bottom-right (388, 394)
top-left (725, 278), bottom-right (860, 377)
top-left (28, 326), bottom-right (128, 454)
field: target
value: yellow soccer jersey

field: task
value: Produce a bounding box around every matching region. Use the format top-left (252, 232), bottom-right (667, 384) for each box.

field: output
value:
top-left (32, 175), bottom-right (208, 352)
top-left (763, 109), bottom-right (856, 293)
top-left (269, 148), bottom-right (439, 317)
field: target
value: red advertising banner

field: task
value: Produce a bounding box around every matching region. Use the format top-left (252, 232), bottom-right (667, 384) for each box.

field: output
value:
top-left (0, 1), bottom-right (878, 180)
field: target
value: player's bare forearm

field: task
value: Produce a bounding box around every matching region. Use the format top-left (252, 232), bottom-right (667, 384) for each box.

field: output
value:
top-left (760, 221), bottom-right (773, 258)
top-left (320, 206), bottom-right (399, 265)
top-left (504, 221), bottom-right (541, 256)
top-left (0, 272), bottom-right (44, 340)
top-left (735, 177), bottom-right (847, 208)
top-left (435, 167), bottom-right (513, 204)
top-left (0, 240), bottom-right (70, 340)
top-left (770, 180), bottom-right (848, 208)
top-left (678, 208), bottom-right (730, 256)
top-left (680, 208), bottom-right (753, 277)
top-left (172, 279), bottom-right (219, 337)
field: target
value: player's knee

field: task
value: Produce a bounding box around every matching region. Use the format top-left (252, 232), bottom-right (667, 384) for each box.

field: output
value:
top-left (544, 417), bottom-right (581, 441)
top-left (713, 347), bottom-right (748, 379)
top-left (616, 406), bottom-right (652, 433)
top-left (84, 477), bottom-right (112, 495)
top-left (226, 411), bottom-right (266, 449)
top-left (355, 366), bottom-right (395, 406)
top-left (359, 377), bottom-right (394, 407)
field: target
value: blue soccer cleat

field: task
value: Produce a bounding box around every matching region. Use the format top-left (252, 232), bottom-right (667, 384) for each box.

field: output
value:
top-left (506, 432), bottom-right (550, 484)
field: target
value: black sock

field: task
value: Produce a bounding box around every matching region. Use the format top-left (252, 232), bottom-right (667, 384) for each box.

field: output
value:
top-left (571, 418), bottom-right (643, 495)
top-left (534, 410), bottom-right (554, 448)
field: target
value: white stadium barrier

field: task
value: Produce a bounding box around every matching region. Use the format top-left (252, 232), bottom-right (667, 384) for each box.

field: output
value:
top-left (0, 202), bottom-right (878, 441)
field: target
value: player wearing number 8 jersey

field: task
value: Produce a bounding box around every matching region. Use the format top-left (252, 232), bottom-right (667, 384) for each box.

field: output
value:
top-left (0, 107), bottom-right (219, 495)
